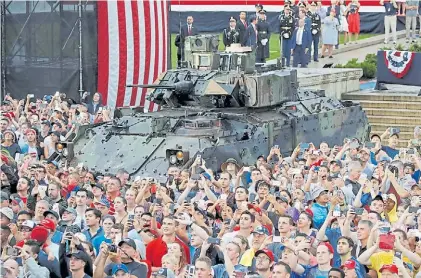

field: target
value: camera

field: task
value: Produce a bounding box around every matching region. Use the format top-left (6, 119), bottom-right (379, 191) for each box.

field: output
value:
top-left (388, 165), bottom-right (398, 177)
top-left (108, 244), bottom-right (118, 253)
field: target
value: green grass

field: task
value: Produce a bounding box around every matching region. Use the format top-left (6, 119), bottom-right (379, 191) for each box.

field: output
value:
top-left (170, 33), bottom-right (375, 68)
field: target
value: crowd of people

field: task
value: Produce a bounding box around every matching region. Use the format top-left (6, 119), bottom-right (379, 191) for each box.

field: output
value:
top-left (1, 91), bottom-right (421, 278)
top-left (176, 0), bottom-right (421, 68)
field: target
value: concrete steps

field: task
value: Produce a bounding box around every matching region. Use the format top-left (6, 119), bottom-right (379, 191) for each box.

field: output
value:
top-left (365, 108), bottom-right (421, 117)
top-left (343, 93), bottom-right (420, 148)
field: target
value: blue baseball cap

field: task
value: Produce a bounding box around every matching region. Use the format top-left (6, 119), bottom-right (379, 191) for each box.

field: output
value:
top-left (252, 225), bottom-right (269, 236)
top-left (112, 264), bottom-right (129, 275)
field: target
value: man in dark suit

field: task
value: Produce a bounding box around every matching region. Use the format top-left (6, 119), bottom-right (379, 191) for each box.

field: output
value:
top-left (245, 16), bottom-right (258, 48)
top-left (237, 11), bottom-right (248, 46)
top-left (291, 19), bottom-right (312, 67)
top-left (178, 16), bottom-right (199, 67)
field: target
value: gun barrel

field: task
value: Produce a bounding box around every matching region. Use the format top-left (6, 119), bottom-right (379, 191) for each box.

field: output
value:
top-left (126, 84), bottom-right (175, 89)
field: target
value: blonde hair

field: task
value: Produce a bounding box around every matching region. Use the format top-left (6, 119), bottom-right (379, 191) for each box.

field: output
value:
top-left (162, 254), bottom-right (178, 265)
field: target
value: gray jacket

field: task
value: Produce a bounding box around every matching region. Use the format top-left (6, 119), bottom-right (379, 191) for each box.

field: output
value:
top-left (18, 257), bottom-right (50, 278)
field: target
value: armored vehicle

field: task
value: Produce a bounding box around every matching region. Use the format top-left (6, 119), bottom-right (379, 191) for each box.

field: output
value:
top-left (59, 35), bottom-right (370, 181)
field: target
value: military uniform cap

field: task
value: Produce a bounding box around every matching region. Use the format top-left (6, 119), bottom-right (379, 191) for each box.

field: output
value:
top-left (310, 1), bottom-right (317, 5)
top-left (229, 16), bottom-right (236, 22)
top-left (259, 9), bottom-right (266, 14)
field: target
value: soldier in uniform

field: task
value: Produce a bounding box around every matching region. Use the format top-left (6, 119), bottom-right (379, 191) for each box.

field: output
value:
top-left (255, 4), bottom-right (263, 19)
top-left (223, 17), bottom-right (241, 48)
top-left (309, 2), bottom-right (322, 61)
top-left (279, 5), bottom-right (295, 67)
top-left (290, 0), bottom-right (300, 19)
top-left (256, 10), bottom-right (270, 63)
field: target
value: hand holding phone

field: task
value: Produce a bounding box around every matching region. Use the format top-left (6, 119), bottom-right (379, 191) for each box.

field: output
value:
top-left (207, 237), bottom-right (221, 245)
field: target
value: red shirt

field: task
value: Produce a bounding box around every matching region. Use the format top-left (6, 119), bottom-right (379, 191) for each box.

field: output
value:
top-left (145, 236), bottom-right (190, 267)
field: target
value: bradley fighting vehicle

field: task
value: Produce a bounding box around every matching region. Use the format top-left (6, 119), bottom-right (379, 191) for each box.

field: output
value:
top-left (59, 35), bottom-right (370, 181)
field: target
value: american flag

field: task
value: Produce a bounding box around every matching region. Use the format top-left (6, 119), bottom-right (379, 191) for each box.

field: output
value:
top-left (97, 0), bottom-right (168, 112)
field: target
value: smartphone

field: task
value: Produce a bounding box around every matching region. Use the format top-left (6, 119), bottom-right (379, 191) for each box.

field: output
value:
top-left (272, 236), bottom-right (282, 242)
top-left (154, 199), bottom-right (162, 206)
top-left (365, 142), bottom-right (375, 148)
top-left (186, 265), bottom-right (195, 277)
top-left (70, 104), bottom-right (78, 109)
top-left (196, 154), bottom-right (202, 165)
top-left (314, 166), bottom-right (320, 172)
top-left (6, 246), bottom-right (18, 256)
top-left (28, 94), bottom-right (35, 98)
top-left (55, 91), bottom-right (60, 97)
top-left (207, 237), bottom-right (221, 245)
top-left (390, 127), bottom-right (400, 135)
top-left (191, 174), bottom-right (201, 181)
top-left (379, 233), bottom-right (395, 250)
top-left (350, 141), bottom-right (360, 149)
top-left (321, 161), bottom-right (328, 167)
top-left (274, 145), bottom-right (279, 149)
top-left (169, 203), bottom-right (175, 214)
top-left (224, 219), bottom-right (231, 225)
top-left (395, 251), bottom-right (402, 259)
top-left (220, 194), bottom-right (228, 201)
top-left (233, 271), bottom-right (246, 278)
top-left (411, 139), bottom-right (419, 145)
top-left (300, 143), bottom-right (310, 149)
top-left (70, 191), bottom-right (76, 197)
top-left (243, 167), bottom-right (250, 172)
top-left (304, 166), bottom-right (310, 170)
top-left (409, 206), bottom-right (420, 213)
top-left (407, 149), bottom-right (415, 155)
top-left (128, 214), bottom-right (135, 221)
top-left (167, 175), bottom-right (174, 184)
top-left (272, 180), bottom-right (281, 186)
top-left (98, 107), bottom-right (103, 112)
top-left (354, 208), bottom-right (364, 215)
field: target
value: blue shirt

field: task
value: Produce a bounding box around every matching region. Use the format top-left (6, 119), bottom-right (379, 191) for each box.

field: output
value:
top-left (92, 234), bottom-right (112, 255)
top-left (413, 169), bottom-right (420, 183)
top-left (212, 264), bottom-right (247, 278)
top-left (51, 230), bottom-right (64, 244)
top-left (82, 226), bottom-right (105, 242)
top-left (307, 266), bottom-right (330, 278)
top-left (267, 242), bottom-right (285, 262)
top-left (311, 202), bottom-right (330, 229)
top-left (333, 256), bottom-right (366, 278)
top-left (383, 2), bottom-right (398, 16)
top-left (381, 145), bottom-right (399, 159)
top-left (325, 227), bottom-right (342, 263)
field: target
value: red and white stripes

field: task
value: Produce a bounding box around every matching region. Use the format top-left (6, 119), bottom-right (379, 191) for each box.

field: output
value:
top-left (97, 0), bottom-right (168, 111)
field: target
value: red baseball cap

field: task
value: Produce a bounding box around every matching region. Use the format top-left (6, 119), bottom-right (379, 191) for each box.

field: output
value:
top-left (30, 226), bottom-right (49, 244)
top-left (255, 248), bottom-right (275, 262)
top-left (247, 204), bottom-right (262, 216)
top-left (40, 218), bottom-right (56, 232)
top-left (341, 259), bottom-right (356, 270)
top-left (379, 264), bottom-right (399, 274)
top-left (304, 208), bottom-right (314, 218)
top-left (318, 242), bottom-right (334, 254)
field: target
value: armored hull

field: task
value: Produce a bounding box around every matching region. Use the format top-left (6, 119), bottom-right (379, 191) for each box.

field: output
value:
top-left (66, 68), bottom-right (370, 181)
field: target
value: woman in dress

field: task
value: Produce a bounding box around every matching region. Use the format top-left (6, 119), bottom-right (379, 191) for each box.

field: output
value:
top-left (321, 9), bottom-right (340, 58)
top-left (339, 0), bottom-right (349, 44)
top-left (347, 0), bottom-right (361, 43)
